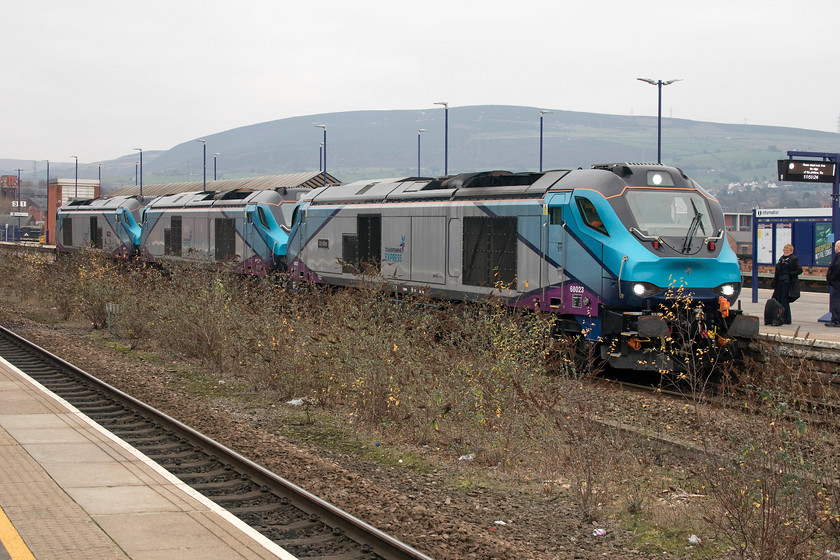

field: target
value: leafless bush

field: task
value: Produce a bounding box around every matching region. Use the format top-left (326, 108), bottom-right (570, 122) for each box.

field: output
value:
top-left (8, 248), bottom-right (840, 556)
top-left (699, 424), bottom-right (832, 559)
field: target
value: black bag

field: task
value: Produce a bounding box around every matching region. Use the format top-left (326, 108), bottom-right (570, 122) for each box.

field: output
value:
top-left (788, 277), bottom-right (801, 302)
top-left (764, 298), bottom-right (784, 326)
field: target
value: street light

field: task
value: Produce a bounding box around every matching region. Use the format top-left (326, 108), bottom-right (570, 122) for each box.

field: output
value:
top-left (16, 168), bottom-right (22, 240)
top-left (434, 101), bottom-right (449, 175)
top-left (43, 160), bottom-right (49, 243)
top-left (539, 110), bottom-right (553, 172)
top-left (196, 139), bottom-right (206, 191)
top-left (637, 78), bottom-right (682, 164)
top-left (71, 156), bottom-right (78, 199)
top-left (134, 148), bottom-right (143, 197)
top-left (214, 153), bottom-right (219, 181)
top-left (417, 129), bottom-right (426, 177)
top-left (98, 163), bottom-right (102, 184)
top-left (315, 124), bottom-right (327, 187)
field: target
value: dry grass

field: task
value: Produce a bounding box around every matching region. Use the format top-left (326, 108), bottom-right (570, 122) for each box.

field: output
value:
top-left (3, 246), bottom-right (840, 558)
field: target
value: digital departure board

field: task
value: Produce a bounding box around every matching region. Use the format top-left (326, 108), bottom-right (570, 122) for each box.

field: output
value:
top-left (777, 159), bottom-right (838, 183)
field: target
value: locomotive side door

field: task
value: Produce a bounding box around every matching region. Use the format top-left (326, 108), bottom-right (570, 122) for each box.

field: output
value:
top-left (288, 203), bottom-right (306, 267)
top-left (244, 206), bottom-right (255, 258)
top-left (544, 192), bottom-right (570, 304)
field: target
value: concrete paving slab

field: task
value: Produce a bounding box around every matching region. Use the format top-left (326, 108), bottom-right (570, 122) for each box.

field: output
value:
top-left (0, 412), bottom-right (72, 429)
top-left (0, 392), bottom-right (52, 414)
top-left (22, 441), bottom-right (120, 464)
top-left (44, 461), bottom-right (146, 489)
top-left (95, 512), bottom-right (260, 560)
top-left (66, 485), bottom-right (185, 516)
top-left (4, 425), bottom-right (93, 445)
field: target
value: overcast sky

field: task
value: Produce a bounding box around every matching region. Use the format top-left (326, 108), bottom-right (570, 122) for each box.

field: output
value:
top-left (4, 0), bottom-right (838, 165)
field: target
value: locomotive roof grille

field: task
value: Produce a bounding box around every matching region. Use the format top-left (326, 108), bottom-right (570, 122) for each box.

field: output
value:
top-left (218, 189), bottom-right (251, 200)
top-left (442, 170), bottom-right (542, 189)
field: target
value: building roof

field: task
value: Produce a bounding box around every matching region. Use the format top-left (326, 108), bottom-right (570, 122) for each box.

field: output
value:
top-left (107, 172), bottom-right (340, 198)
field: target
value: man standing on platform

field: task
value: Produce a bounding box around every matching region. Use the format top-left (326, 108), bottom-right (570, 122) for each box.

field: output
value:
top-left (826, 240), bottom-right (840, 326)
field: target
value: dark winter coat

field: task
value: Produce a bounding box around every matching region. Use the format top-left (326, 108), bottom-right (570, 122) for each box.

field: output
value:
top-left (771, 254), bottom-right (802, 302)
top-left (827, 252), bottom-right (840, 290)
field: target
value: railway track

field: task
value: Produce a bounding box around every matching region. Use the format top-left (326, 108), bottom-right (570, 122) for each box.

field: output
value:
top-left (0, 325), bottom-right (434, 560)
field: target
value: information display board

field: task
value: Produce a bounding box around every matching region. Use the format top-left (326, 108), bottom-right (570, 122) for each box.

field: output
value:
top-left (777, 159), bottom-right (837, 183)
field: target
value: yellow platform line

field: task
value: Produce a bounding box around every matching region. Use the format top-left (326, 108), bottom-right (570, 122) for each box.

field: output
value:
top-left (0, 506), bottom-right (35, 560)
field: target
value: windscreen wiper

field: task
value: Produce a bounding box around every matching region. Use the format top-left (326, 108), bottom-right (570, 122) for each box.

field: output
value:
top-left (681, 199), bottom-right (703, 253)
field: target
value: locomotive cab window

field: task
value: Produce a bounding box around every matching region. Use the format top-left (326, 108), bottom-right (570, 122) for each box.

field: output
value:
top-left (626, 190), bottom-right (712, 238)
top-left (257, 206), bottom-right (269, 228)
top-left (575, 197), bottom-right (608, 235)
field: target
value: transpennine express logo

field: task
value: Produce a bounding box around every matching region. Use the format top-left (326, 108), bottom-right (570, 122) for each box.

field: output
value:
top-left (383, 236), bottom-right (406, 263)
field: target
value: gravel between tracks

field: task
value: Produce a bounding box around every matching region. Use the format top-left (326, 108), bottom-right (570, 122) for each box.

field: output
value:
top-left (0, 302), bottom-right (755, 559)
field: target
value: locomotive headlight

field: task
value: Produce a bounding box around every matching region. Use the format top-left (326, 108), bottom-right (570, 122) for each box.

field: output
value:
top-left (714, 282), bottom-right (740, 298)
top-left (632, 282), bottom-right (662, 298)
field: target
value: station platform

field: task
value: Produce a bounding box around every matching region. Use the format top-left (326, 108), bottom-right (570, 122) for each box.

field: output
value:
top-left (0, 357), bottom-right (293, 560)
top-left (738, 287), bottom-right (840, 344)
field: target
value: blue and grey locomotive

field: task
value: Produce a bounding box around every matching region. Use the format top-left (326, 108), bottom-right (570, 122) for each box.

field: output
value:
top-left (286, 163), bottom-right (758, 370)
top-left (56, 188), bottom-right (306, 275)
top-left (55, 195), bottom-right (142, 258)
top-left (138, 189), bottom-right (304, 275)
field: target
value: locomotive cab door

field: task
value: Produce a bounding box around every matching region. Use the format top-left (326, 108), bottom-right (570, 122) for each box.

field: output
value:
top-left (245, 207), bottom-right (255, 258)
top-left (544, 192), bottom-right (570, 308)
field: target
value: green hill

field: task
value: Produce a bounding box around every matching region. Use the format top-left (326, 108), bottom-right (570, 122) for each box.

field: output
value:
top-left (143, 105), bottom-right (840, 189)
top-left (5, 105), bottom-right (840, 195)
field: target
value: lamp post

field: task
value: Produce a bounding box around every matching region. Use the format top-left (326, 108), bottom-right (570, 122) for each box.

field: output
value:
top-left (71, 156), bottom-right (78, 199)
top-left (16, 168), bottom-right (21, 240)
top-left (214, 153), bottom-right (219, 181)
top-left (196, 139), bottom-right (206, 191)
top-left (417, 129), bottom-right (426, 176)
top-left (134, 148), bottom-right (143, 197)
top-left (315, 124), bottom-right (327, 187)
top-left (636, 78), bottom-right (681, 164)
top-left (433, 101), bottom-right (448, 175)
top-left (43, 160), bottom-right (49, 243)
top-left (98, 163), bottom-right (101, 184)
top-left (539, 110), bottom-right (552, 172)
